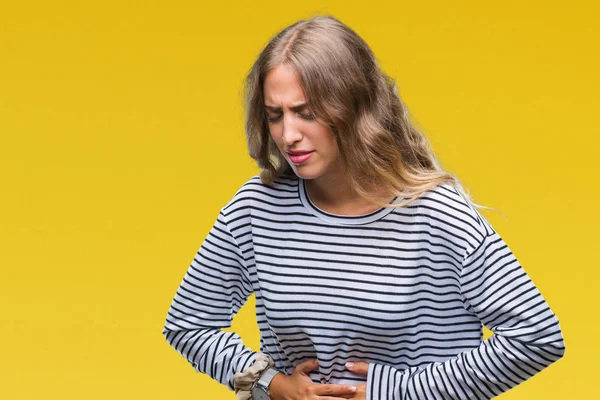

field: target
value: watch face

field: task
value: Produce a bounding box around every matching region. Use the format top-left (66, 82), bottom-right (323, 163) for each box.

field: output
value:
top-left (251, 387), bottom-right (269, 400)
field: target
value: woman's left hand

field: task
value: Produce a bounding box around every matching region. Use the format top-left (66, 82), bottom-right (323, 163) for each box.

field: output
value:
top-left (342, 362), bottom-right (369, 399)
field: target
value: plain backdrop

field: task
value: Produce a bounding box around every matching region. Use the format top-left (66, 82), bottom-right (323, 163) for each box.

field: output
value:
top-left (1, 1), bottom-right (598, 398)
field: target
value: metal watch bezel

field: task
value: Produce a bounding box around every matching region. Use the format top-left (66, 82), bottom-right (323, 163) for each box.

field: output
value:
top-left (250, 368), bottom-right (279, 400)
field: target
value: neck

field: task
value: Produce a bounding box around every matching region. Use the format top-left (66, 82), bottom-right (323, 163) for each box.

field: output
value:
top-left (304, 167), bottom-right (359, 204)
top-left (304, 171), bottom-right (393, 215)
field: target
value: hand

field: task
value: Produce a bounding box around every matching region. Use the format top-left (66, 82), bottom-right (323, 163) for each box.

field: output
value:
top-left (269, 359), bottom-right (360, 400)
top-left (342, 362), bottom-right (369, 400)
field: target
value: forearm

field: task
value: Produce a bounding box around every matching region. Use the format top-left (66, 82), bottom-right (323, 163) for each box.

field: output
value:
top-left (162, 323), bottom-right (259, 390)
top-left (368, 324), bottom-right (564, 399)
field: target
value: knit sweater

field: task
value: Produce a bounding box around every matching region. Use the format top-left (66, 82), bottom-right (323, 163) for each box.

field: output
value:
top-left (161, 172), bottom-right (565, 399)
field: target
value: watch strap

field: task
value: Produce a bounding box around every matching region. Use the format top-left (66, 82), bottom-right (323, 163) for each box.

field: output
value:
top-left (257, 367), bottom-right (280, 390)
top-left (234, 354), bottom-right (275, 400)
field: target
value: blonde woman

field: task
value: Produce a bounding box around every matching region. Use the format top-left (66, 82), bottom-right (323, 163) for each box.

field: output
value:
top-left (162, 15), bottom-right (565, 400)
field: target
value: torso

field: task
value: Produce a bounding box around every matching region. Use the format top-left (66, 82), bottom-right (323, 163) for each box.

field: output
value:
top-left (221, 173), bottom-right (487, 385)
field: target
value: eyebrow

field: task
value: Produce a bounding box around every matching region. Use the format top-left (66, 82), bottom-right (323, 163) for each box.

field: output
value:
top-left (264, 103), bottom-right (309, 112)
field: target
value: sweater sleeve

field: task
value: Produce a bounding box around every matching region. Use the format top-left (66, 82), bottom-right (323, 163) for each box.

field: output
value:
top-left (366, 224), bottom-right (566, 399)
top-left (161, 210), bottom-right (259, 391)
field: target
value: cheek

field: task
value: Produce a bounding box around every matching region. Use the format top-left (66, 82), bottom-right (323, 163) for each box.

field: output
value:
top-left (272, 135), bottom-right (283, 150)
top-left (321, 130), bottom-right (339, 154)
top-left (269, 122), bottom-right (283, 137)
top-left (269, 131), bottom-right (285, 153)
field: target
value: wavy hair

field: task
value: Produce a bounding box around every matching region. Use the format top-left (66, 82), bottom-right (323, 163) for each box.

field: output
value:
top-left (243, 14), bottom-right (492, 211)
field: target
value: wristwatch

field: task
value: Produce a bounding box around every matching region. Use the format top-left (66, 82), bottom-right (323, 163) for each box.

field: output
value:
top-left (250, 367), bottom-right (280, 400)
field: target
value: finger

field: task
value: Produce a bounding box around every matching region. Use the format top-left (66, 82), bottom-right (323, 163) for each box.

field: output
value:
top-left (294, 358), bottom-right (320, 375)
top-left (334, 384), bottom-right (366, 400)
top-left (346, 361), bottom-right (370, 376)
top-left (319, 397), bottom-right (354, 400)
top-left (318, 397), bottom-right (353, 400)
top-left (313, 383), bottom-right (357, 396)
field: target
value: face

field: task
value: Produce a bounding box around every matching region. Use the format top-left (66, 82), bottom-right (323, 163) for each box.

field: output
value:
top-left (263, 64), bottom-right (343, 182)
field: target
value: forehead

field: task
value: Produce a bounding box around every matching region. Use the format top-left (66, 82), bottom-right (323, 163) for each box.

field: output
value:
top-left (263, 64), bottom-right (307, 106)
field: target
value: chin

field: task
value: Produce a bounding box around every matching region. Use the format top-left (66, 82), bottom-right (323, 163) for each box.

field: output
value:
top-left (290, 166), bottom-right (322, 180)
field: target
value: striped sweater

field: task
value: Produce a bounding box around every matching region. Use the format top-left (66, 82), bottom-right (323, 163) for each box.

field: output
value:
top-left (162, 172), bottom-right (565, 399)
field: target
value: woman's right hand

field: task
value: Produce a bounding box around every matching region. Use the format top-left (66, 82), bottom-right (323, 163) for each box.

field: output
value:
top-left (268, 359), bottom-right (358, 400)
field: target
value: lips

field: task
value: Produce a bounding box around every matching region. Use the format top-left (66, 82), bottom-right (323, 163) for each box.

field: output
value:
top-left (287, 151), bottom-right (314, 164)
top-left (287, 150), bottom-right (313, 155)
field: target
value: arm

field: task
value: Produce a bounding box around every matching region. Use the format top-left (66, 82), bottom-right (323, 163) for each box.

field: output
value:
top-left (366, 224), bottom-right (566, 399)
top-left (161, 210), bottom-right (259, 391)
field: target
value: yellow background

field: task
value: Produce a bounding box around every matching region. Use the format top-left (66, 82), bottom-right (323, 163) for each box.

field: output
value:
top-left (1, 1), bottom-right (598, 398)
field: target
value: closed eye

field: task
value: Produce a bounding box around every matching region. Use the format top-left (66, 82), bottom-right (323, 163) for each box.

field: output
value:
top-left (266, 112), bottom-right (316, 123)
top-left (299, 112), bottom-right (316, 120)
top-left (266, 113), bottom-right (281, 123)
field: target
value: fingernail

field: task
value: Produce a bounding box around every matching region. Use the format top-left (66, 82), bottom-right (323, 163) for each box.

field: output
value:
top-left (349, 386), bottom-right (357, 392)
top-left (346, 362), bottom-right (354, 369)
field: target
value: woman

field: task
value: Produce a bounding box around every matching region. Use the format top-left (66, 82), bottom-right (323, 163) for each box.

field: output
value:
top-left (162, 15), bottom-right (565, 400)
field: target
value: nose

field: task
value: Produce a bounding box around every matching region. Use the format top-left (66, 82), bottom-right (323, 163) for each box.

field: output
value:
top-left (281, 113), bottom-right (303, 146)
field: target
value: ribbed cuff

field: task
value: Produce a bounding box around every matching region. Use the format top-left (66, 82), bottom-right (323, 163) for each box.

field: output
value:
top-left (227, 351), bottom-right (260, 391)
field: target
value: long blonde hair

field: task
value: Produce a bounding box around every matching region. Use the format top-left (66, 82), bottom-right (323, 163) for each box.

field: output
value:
top-left (244, 14), bottom-right (492, 211)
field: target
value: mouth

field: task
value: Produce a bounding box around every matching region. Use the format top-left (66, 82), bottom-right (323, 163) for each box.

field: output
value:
top-left (287, 151), bottom-right (314, 164)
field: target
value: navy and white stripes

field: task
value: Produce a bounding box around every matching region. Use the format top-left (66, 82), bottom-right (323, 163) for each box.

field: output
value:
top-left (162, 173), bottom-right (565, 398)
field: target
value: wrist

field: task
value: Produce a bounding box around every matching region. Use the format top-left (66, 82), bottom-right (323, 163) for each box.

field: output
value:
top-left (266, 372), bottom-right (288, 400)
top-left (250, 367), bottom-right (282, 400)
top-left (234, 353), bottom-right (276, 400)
